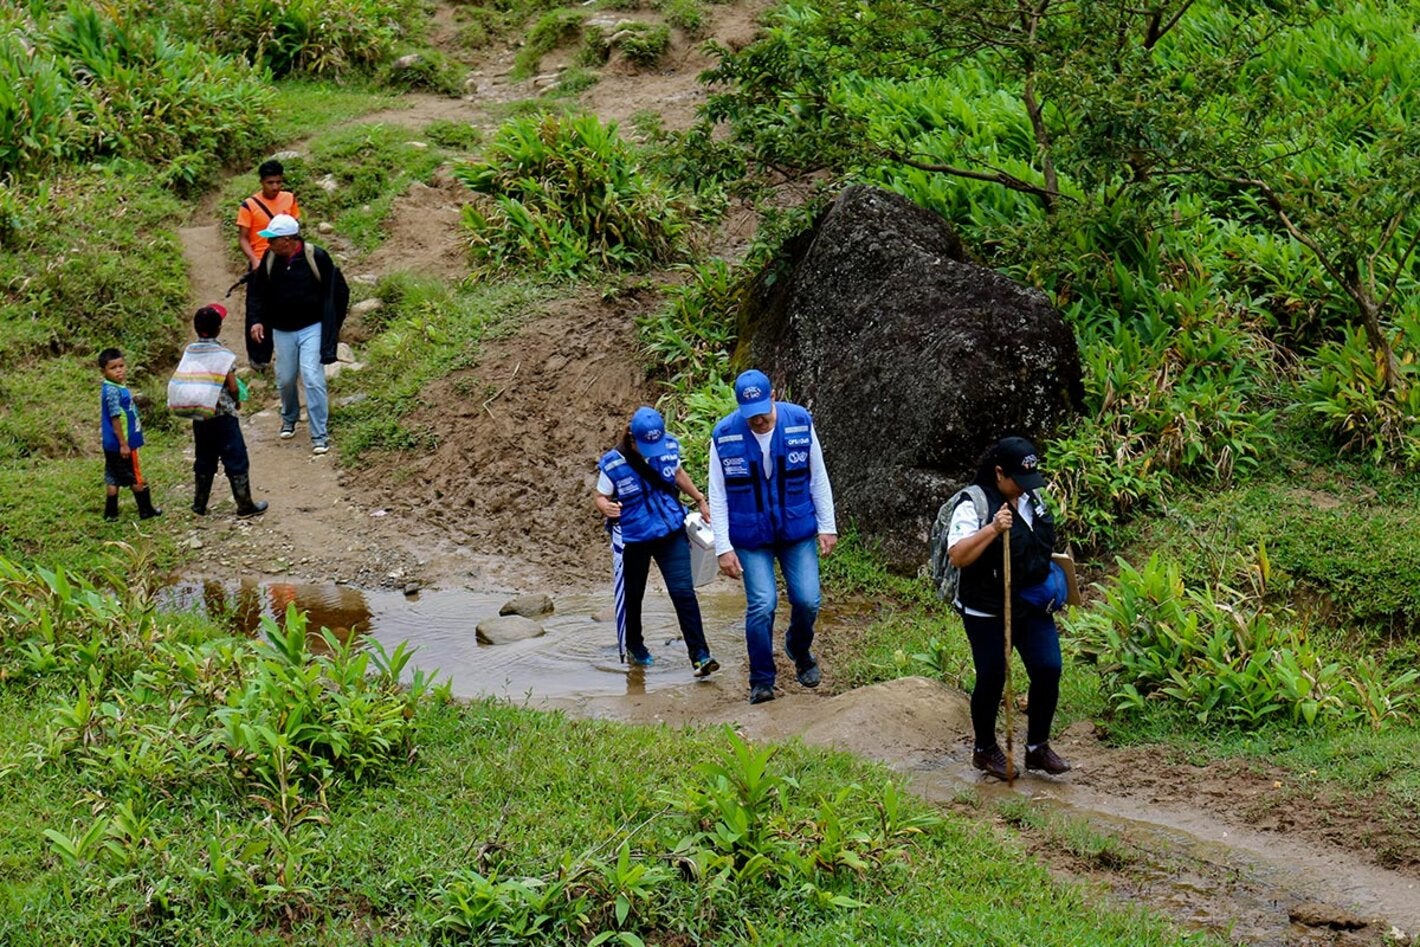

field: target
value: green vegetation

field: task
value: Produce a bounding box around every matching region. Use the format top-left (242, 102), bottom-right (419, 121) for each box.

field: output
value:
top-left (334, 275), bottom-right (551, 460)
top-left (0, 555), bottom-right (1218, 944)
top-left (455, 112), bottom-right (692, 279)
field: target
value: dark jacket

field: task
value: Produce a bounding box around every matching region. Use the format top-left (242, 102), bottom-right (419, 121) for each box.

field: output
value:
top-left (957, 485), bottom-right (1056, 615)
top-left (244, 242), bottom-right (344, 365)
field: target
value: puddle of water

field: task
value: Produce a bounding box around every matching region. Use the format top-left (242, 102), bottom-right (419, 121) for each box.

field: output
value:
top-left (168, 578), bottom-right (757, 700)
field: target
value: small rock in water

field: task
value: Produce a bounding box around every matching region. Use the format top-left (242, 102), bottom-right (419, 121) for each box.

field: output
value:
top-left (590, 604), bottom-right (616, 623)
top-left (1289, 902), bottom-right (1370, 931)
top-left (476, 615), bottom-right (545, 644)
top-left (404, 582), bottom-right (421, 596)
top-left (499, 593), bottom-right (554, 618)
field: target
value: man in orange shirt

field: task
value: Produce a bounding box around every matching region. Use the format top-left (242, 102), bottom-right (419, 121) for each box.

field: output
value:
top-left (236, 159), bottom-right (301, 272)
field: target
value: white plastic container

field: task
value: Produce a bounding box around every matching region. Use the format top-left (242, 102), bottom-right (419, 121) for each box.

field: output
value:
top-left (684, 512), bottom-right (718, 587)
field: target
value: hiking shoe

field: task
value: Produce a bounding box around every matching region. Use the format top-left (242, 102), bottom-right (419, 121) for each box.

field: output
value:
top-left (692, 655), bottom-right (720, 678)
top-left (971, 744), bottom-right (1013, 781)
top-left (279, 420), bottom-right (297, 439)
top-left (628, 648), bottom-right (654, 667)
top-left (794, 655), bottom-right (821, 689)
top-left (1025, 743), bottom-right (1072, 775)
top-left (748, 685), bottom-right (775, 705)
top-left (312, 440), bottom-right (330, 456)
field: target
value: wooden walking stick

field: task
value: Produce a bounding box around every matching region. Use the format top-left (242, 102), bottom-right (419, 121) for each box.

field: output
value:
top-left (1002, 526), bottom-right (1016, 786)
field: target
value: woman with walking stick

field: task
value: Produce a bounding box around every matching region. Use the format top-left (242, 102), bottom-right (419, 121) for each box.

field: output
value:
top-left (945, 437), bottom-right (1071, 780)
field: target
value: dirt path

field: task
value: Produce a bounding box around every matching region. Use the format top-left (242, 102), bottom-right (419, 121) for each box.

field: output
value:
top-left (168, 2), bottom-right (1420, 944)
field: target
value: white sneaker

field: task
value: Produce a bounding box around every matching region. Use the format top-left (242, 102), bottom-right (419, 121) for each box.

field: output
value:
top-left (279, 421), bottom-right (296, 439)
top-left (312, 440), bottom-right (330, 455)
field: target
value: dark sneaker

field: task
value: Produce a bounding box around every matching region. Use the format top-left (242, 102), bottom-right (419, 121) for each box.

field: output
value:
top-left (627, 649), bottom-right (654, 667)
top-left (280, 420), bottom-right (296, 439)
top-left (971, 744), bottom-right (1013, 781)
top-left (748, 685), bottom-right (775, 705)
top-left (1025, 743), bottom-right (1072, 775)
top-left (692, 655), bottom-right (720, 678)
top-left (312, 439), bottom-right (330, 456)
top-left (794, 655), bottom-right (821, 688)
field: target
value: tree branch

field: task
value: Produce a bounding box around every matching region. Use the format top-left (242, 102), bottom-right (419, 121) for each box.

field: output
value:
top-left (881, 147), bottom-right (1068, 210)
top-left (1378, 219), bottom-right (1420, 317)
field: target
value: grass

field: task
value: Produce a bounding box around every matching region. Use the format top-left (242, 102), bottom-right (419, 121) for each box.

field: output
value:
top-left (0, 656), bottom-right (1222, 945)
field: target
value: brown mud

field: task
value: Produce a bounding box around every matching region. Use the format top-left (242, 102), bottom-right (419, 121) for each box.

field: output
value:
top-left (169, 2), bottom-right (1419, 944)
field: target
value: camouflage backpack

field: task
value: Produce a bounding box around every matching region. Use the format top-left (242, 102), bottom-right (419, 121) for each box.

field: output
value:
top-left (928, 485), bottom-right (989, 603)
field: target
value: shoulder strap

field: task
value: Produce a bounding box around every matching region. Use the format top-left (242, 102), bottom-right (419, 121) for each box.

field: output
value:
top-left (303, 242), bottom-right (321, 283)
top-left (961, 485), bottom-right (989, 528)
top-left (249, 196), bottom-right (276, 219)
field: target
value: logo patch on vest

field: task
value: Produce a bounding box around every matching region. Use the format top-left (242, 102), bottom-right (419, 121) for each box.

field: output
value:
top-left (717, 433), bottom-right (743, 444)
top-left (784, 425), bottom-right (809, 434)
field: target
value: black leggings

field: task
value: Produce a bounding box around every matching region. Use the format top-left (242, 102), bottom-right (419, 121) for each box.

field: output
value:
top-left (962, 608), bottom-right (1062, 748)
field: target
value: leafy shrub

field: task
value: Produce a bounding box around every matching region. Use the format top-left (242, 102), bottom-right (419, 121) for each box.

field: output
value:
top-left (1301, 321), bottom-right (1420, 467)
top-left (513, 8), bottom-right (585, 78)
top-left (424, 119), bottom-right (484, 151)
top-left (657, 0), bottom-right (705, 36)
top-left (378, 47), bottom-right (465, 94)
top-left (1065, 552), bottom-right (1420, 730)
top-left (455, 112), bottom-right (690, 278)
top-left (210, 0), bottom-right (424, 77)
top-left (1, 4), bottom-right (273, 179)
top-left (617, 23), bottom-right (670, 67)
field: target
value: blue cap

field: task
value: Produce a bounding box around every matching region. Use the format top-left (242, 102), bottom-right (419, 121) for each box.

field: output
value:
top-left (629, 406), bottom-right (673, 459)
top-left (734, 369), bottom-right (773, 420)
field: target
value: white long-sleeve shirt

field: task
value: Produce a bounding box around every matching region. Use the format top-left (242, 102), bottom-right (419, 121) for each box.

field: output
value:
top-left (707, 422), bottom-right (836, 555)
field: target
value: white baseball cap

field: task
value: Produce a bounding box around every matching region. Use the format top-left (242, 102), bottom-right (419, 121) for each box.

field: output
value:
top-left (257, 214), bottom-right (300, 239)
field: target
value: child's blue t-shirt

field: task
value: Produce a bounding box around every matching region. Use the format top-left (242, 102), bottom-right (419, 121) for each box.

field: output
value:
top-left (100, 381), bottom-right (144, 452)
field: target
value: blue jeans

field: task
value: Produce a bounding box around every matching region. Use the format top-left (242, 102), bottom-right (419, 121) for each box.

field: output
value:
top-left (616, 528), bottom-right (709, 662)
top-left (273, 322), bottom-right (328, 442)
top-left (961, 608), bottom-right (1062, 748)
top-left (739, 536), bottom-right (820, 688)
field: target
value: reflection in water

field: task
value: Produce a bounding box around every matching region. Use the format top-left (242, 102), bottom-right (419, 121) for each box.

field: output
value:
top-left (167, 578), bottom-right (752, 702)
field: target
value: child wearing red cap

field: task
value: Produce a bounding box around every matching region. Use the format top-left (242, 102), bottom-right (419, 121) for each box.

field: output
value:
top-left (171, 304), bottom-right (267, 517)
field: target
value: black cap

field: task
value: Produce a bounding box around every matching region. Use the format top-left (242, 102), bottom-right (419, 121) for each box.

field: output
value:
top-left (998, 436), bottom-right (1045, 491)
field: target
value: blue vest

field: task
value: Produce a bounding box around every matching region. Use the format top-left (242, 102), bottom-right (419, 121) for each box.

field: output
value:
top-left (712, 403), bottom-right (817, 550)
top-left (100, 381), bottom-right (144, 452)
top-left (598, 438), bottom-right (686, 544)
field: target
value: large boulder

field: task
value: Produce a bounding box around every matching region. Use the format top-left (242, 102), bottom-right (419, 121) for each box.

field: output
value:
top-left (743, 185), bottom-right (1083, 570)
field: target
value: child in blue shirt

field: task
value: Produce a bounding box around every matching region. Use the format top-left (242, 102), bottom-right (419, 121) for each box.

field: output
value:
top-left (99, 348), bottom-right (161, 520)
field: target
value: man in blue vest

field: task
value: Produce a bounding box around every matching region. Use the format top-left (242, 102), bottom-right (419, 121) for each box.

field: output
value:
top-left (708, 369), bottom-right (838, 704)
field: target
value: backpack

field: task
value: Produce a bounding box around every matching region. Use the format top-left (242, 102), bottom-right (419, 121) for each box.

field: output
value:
top-left (928, 485), bottom-right (989, 603)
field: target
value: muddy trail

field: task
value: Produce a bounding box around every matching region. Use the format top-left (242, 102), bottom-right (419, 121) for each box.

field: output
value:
top-left (169, 2), bottom-right (1419, 944)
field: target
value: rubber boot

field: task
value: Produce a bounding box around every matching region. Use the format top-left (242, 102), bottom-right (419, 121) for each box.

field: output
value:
top-left (104, 494), bottom-right (119, 521)
top-left (229, 474), bottom-right (268, 518)
top-left (134, 487), bottom-right (162, 520)
top-left (192, 473), bottom-right (214, 516)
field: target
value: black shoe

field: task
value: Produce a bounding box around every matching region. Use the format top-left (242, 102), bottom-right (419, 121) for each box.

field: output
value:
top-left (104, 495), bottom-right (119, 520)
top-left (971, 744), bottom-right (1013, 781)
top-left (1025, 743), bottom-right (1072, 775)
top-left (748, 685), bottom-right (774, 705)
top-left (794, 655), bottom-right (821, 688)
top-left (692, 655), bottom-right (719, 678)
top-left (134, 487), bottom-right (162, 520)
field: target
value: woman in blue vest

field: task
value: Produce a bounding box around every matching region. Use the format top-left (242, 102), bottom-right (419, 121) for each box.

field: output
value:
top-left (595, 406), bottom-right (719, 676)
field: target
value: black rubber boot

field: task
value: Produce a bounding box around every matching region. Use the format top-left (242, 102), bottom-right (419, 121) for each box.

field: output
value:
top-left (229, 474), bottom-right (268, 518)
top-left (104, 494), bottom-right (119, 520)
top-left (134, 487), bottom-right (162, 519)
top-left (192, 473), bottom-right (214, 516)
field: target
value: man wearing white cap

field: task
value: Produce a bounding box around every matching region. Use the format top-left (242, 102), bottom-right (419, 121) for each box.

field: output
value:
top-left (245, 214), bottom-right (342, 455)
top-left (707, 369), bottom-right (838, 704)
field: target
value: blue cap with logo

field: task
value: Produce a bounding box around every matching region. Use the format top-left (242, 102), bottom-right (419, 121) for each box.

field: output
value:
top-left (734, 369), bottom-right (773, 420)
top-left (629, 406), bottom-right (673, 460)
